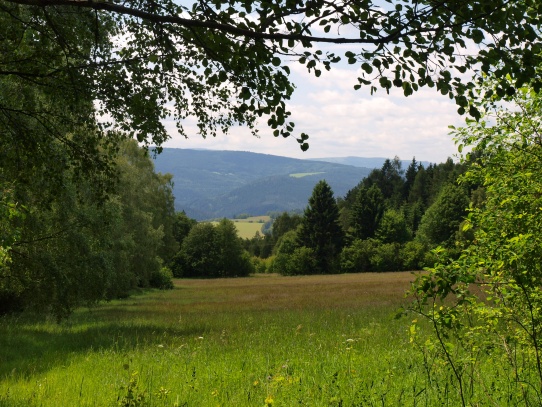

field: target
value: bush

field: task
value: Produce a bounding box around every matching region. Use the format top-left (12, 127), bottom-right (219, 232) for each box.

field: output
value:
top-left (149, 267), bottom-right (174, 290)
top-left (270, 252), bottom-right (290, 275)
top-left (272, 247), bottom-right (318, 275)
top-left (370, 243), bottom-right (402, 272)
top-left (340, 239), bottom-right (378, 273)
top-left (289, 247), bottom-right (318, 275)
top-left (235, 250), bottom-right (256, 277)
top-left (400, 241), bottom-right (429, 270)
top-left (252, 256), bottom-right (274, 274)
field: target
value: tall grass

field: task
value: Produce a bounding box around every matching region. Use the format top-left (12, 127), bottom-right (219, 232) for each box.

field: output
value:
top-left (0, 273), bottom-right (462, 406)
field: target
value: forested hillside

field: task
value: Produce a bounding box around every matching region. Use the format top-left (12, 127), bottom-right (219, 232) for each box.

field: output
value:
top-left (240, 156), bottom-right (473, 274)
top-left (153, 149), bottom-right (373, 219)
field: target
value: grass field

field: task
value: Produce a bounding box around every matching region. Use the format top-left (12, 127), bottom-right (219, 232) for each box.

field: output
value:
top-left (289, 172), bottom-right (325, 178)
top-left (231, 217), bottom-right (269, 239)
top-left (0, 273), bottom-right (462, 406)
top-left (210, 217), bottom-right (270, 239)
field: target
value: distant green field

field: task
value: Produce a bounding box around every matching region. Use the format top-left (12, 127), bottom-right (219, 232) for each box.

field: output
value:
top-left (210, 216), bottom-right (270, 239)
top-left (289, 172), bottom-right (325, 178)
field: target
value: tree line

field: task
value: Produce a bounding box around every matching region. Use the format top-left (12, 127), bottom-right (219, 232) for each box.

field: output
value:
top-left (239, 156), bottom-right (475, 275)
top-left (0, 140), bottom-right (178, 319)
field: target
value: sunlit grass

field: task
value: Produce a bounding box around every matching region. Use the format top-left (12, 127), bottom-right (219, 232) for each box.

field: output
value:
top-left (0, 273), bottom-right (452, 406)
top-left (209, 217), bottom-right (267, 239)
top-left (289, 172), bottom-right (325, 178)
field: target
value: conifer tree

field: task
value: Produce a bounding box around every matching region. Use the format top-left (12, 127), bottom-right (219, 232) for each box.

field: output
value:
top-left (403, 157), bottom-right (419, 200)
top-left (351, 185), bottom-right (385, 240)
top-left (297, 180), bottom-right (344, 273)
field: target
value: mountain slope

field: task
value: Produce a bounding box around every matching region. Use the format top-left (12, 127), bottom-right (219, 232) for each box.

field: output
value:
top-left (310, 156), bottom-right (431, 168)
top-left (153, 149), bottom-right (373, 219)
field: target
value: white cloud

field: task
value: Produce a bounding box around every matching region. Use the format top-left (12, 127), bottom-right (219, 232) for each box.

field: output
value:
top-left (163, 61), bottom-right (465, 163)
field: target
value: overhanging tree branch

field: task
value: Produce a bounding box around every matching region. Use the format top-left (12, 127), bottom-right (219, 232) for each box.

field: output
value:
top-left (4, 0), bottom-right (504, 46)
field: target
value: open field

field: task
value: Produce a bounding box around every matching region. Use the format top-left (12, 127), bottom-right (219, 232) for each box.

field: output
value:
top-left (0, 273), bottom-right (463, 406)
top-left (209, 217), bottom-right (269, 239)
top-left (289, 172), bottom-right (325, 178)
top-left (231, 217), bottom-right (269, 239)
top-left (235, 216), bottom-right (271, 223)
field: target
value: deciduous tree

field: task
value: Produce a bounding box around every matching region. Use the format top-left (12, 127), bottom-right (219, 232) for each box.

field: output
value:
top-left (410, 84), bottom-right (542, 405)
top-left (2, 0), bottom-right (541, 159)
top-left (415, 183), bottom-right (469, 248)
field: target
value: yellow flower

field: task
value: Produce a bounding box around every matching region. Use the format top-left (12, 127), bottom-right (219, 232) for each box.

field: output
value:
top-left (264, 394), bottom-right (274, 406)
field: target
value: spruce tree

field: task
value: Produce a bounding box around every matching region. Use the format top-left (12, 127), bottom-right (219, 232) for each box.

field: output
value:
top-left (351, 185), bottom-right (385, 240)
top-left (297, 180), bottom-right (344, 274)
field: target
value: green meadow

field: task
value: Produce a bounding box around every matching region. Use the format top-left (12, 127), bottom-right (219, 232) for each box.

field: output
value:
top-left (231, 217), bottom-right (269, 239)
top-left (0, 273), bottom-right (457, 406)
top-left (289, 172), bottom-right (325, 178)
top-left (209, 217), bottom-right (269, 239)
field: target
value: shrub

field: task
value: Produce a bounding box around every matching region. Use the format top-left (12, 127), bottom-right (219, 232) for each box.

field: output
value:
top-left (340, 239), bottom-right (378, 273)
top-left (270, 252), bottom-right (291, 275)
top-left (272, 247), bottom-right (318, 275)
top-left (149, 267), bottom-right (174, 290)
top-left (252, 256), bottom-right (274, 274)
top-left (400, 241), bottom-right (429, 271)
top-left (235, 250), bottom-right (256, 277)
top-left (370, 243), bottom-right (402, 272)
top-left (289, 247), bottom-right (318, 275)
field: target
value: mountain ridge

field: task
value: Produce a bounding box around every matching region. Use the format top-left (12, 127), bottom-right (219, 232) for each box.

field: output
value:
top-left (152, 149), bottom-right (416, 220)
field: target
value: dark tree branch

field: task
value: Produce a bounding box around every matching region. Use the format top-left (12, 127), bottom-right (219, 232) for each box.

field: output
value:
top-left (5, 0), bottom-right (503, 46)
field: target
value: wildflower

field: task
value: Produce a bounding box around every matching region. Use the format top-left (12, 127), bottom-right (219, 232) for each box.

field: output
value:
top-left (264, 394), bottom-right (274, 406)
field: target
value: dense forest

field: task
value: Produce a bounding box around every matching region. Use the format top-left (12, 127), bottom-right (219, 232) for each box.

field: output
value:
top-left (239, 155), bottom-right (474, 275)
top-left (0, 140), bottom-right (178, 319)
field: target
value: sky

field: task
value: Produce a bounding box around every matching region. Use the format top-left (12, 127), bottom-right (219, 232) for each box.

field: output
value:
top-left (162, 62), bottom-right (465, 164)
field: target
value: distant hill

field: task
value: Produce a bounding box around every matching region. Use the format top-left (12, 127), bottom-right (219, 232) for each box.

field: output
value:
top-left (310, 156), bottom-right (431, 168)
top-left (152, 149), bottom-right (373, 220)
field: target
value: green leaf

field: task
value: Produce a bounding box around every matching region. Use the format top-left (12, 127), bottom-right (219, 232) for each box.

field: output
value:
top-left (469, 105), bottom-right (481, 121)
top-left (361, 63), bottom-right (373, 74)
top-left (471, 29), bottom-right (485, 44)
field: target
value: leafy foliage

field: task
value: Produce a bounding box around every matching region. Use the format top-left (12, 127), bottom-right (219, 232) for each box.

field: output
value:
top-left (0, 141), bottom-right (177, 318)
top-left (410, 85), bottom-right (542, 405)
top-left (415, 183), bottom-right (470, 248)
top-left (175, 219), bottom-right (254, 278)
top-left (2, 0), bottom-right (542, 157)
top-left (375, 209), bottom-right (410, 244)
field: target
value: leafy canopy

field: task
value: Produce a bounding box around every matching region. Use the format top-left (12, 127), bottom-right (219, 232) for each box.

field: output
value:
top-left (409, 84), bottom-right (542, 404)
top-left (2, 0), bottom-right (542, 152)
